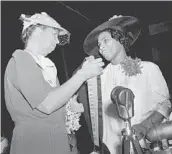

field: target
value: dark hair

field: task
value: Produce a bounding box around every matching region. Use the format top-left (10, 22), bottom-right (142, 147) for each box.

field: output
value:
top-left (103, 28), bottom-right (130, 52)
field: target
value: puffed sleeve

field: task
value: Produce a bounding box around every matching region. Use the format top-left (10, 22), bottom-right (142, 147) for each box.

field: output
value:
top-left (12, 50), bottom-right (52, 109)
top-left (148, 62), bottom-right (171, 118)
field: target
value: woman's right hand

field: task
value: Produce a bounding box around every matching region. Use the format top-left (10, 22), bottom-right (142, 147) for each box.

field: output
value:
top-left (79, 56), bottom-right (104, 80)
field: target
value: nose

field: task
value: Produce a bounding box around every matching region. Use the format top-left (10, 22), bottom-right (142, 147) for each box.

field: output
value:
top-left (99, 43), bottom-right (105, 53)
top-left (99, 41), bottom-right (106, 49)
top-left (55, 37), bottom-right (60, 44)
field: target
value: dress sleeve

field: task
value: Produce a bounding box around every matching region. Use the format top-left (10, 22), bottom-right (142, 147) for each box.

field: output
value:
top-left (13, 51), bottom-right (52, 109)
top-left (148, 62), bottom-right (171, 118)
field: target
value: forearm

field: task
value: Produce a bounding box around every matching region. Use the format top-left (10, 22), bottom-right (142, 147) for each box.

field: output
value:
top-left (132, 111), bottom-right (165, 140)
top-left (142, 99), bottom-right (172, 127)
top-left (155, 99), bottom-right (172, 119)
top-left (37, 70), bottom-right (86, 114)
top-left (141, 111), bottom-right (164, 128)
top-left (37, 56), bottom-right (104, 114)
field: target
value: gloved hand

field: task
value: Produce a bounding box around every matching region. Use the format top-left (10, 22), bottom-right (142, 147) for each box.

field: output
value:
top-left (132, 111), bottom-right (165, 140)
top-left (132, 123), bottom-right (147, 140)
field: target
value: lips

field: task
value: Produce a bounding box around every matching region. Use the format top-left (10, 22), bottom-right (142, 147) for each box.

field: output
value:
top-left (100, 49), bottom-right (107, 53)
top-left (102, 51), bottom-right (111, 60)
top-left (102, 50), bottom-right (108, 55)
top-left (102, 53), bottom-right (109, 59)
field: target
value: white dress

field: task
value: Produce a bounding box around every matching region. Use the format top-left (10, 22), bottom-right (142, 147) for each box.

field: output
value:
top-left (100, 61), bottom-right (171, 154)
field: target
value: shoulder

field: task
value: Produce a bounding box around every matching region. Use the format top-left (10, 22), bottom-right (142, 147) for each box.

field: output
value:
top-left (12, 49), bottom-right (32, 61)
top-left (12, 49), bottom-right (36, 68)
top-left (7, 50), bottom-right (42, 81)
top-left (141, 61), bottom-right (158, 67)
top-left (6, 49), bottom-right (32, 68)
top-left (5, 50), bottom-right (33, 84)
top-left (140, 61), bottom-right (163, 78)
top-left (141, 61), bottom-right (160, 71)
top-left (5, 50), bottom-right (32, 72)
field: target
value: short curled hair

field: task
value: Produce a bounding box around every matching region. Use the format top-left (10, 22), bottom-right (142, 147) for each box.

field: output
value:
top-left (21, 24), bottom-right (70, 47)
top-left (103, 28), bottom-right (130, 52)
top-left (21, 24), bottom-right (48, 46)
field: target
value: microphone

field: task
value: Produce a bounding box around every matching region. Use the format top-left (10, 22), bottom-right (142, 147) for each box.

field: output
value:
top-left (111, 86), bottom-right (135, 121)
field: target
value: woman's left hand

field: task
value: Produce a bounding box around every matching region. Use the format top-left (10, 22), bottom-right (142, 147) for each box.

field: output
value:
top-left (70, 95), bottom-right (84, 113)
top-left (132, 124), bottom-right (147, 140)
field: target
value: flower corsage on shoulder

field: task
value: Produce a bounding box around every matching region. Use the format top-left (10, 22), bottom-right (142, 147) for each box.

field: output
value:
top-left (120, 56), bottom-right (143, 77)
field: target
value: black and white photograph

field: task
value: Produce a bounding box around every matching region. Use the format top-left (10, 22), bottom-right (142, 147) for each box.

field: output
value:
top-left (1, 1), bottom-right (172, 154)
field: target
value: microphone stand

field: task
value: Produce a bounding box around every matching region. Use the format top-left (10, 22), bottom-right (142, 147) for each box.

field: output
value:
top-left (111, 86), bottom-right (143, 154)
top-left (122, 118), bottom-right (143, 154)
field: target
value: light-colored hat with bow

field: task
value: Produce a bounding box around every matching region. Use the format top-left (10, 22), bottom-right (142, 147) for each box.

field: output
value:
top-left (20, 12), bottom-right (70, 45)
top-left (20, 12), bottom-right (69, 34)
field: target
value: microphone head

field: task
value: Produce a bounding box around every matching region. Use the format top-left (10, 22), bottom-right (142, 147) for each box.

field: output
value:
top-left (111, 86), bottom-right (135, 120)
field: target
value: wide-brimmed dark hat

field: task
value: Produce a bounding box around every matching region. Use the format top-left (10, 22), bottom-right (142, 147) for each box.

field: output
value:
top-left (83, 15), bottom-right (141, 56)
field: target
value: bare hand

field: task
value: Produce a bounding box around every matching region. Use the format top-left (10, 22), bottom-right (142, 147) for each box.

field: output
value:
top-left (79, 56), bottom-right (104, 80)
top-left (70, 95), bottom-right (84, 113)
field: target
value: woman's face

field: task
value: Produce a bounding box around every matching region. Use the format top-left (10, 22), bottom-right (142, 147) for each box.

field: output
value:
top-left (98, 31), bottom-right (123, 62)
top-left (37, 27), bottom-right (59, 56)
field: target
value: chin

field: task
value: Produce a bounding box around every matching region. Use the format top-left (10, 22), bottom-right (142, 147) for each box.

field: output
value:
top-left (45, 50), bottom-right (53, 56)
top-left (103, 55), bottom-right (111, 61)
top-left (42, 52), bottom-right (49, 56)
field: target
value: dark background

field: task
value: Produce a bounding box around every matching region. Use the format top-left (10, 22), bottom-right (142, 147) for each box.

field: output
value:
top-left (1, 1), bottom-right (172, 154)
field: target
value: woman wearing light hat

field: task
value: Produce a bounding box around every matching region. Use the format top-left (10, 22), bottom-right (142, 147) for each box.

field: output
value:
top-left (77, 15), bottom-right (171, 154)
top-left (4, 12), bottom-right (104, 154)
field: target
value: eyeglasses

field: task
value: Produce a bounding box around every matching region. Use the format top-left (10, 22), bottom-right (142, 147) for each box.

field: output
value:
top-left (58, 34), bottom-right (70, 46)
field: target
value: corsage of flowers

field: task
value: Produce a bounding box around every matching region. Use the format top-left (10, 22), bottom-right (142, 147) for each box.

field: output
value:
top-left (65, 96), bottom-right (81, 135)
top-left (120, 56), bottom-right (143, 77)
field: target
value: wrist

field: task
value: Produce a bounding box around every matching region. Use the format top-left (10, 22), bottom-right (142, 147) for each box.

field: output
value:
top-left (76, 69), bottom-right (87, 83)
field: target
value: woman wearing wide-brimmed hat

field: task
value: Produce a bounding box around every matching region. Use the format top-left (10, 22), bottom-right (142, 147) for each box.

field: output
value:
top-left (4, 12), bottom-right (105, 154)
top-left (77, 15), bottom-right (171, 154)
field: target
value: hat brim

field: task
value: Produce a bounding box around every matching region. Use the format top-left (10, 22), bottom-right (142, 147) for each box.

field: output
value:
top-left (83, 16), bottom-right (141, 56)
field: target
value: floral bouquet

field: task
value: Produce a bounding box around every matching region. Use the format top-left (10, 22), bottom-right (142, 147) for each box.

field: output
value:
top-left (65, 95), bottom-right (83, 152)
top-left (65, 95), bottom-right (82, 135)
